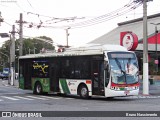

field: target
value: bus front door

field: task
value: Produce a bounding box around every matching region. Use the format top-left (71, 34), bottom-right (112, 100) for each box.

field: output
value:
top-left (92, 60), bottom-right (105, 96)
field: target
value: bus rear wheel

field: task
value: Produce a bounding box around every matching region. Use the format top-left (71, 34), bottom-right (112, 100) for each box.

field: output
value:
top-left (34, 83), bottom-right (42, 95)
top-left (79, 85), bottom-right (89, 99)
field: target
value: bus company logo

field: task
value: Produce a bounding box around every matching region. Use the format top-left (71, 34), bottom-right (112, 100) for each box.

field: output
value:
top-left (123, 34), bottom-right (133, 50)
top-left (68, 82), bottom-right (74, 86)
top-left (33, 62), bottom-right (48, 73)
top-left (120, 32), bottom-right (138, 51)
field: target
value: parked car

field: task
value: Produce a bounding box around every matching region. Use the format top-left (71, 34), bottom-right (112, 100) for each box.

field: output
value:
top-left (0, 72), bottom-right (7, 80)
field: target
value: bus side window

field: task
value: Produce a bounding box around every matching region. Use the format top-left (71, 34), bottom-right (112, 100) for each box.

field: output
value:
top-left (61, 59), bottom-right (71, 78)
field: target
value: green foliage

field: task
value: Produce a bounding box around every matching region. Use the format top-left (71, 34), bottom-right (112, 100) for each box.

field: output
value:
top-left (0, 36), bottom-right (55, 71)
top-left (21, 36), bottom-right (54, 55)
top-left (0, 40), bottom-right (10, 70)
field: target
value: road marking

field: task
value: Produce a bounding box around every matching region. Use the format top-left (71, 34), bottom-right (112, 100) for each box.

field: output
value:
top-left (0, 95), bottom-right (74, 101)
top-left (26, 96), bottom-right (48, 100)
top-left (13, 96), bottom-right (34, 100)
top-left (39, 95), bottom-right (75, 100)
top-left (139, 96), bottom-right (160, 99)
top-left (1, 96), bottom-right (20, 100)
top-left (64, 97), bottom-right (74, 100)
top-left (39, 96), bottom-right (61, 99)
top-left (121, 95), bottom-right (160, 99)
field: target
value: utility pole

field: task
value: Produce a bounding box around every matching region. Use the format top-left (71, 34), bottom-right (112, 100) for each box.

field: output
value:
top-left (16, 13), bottom-right (26, 56)
top-left (143, 0), bottom-right (149, 95)
top-left (19, 13), bottom-right (23, 56)
top-left (155, 26), bottom-right (159, 74)
top-left (0, 12), bottom-right (4, 26)
top-left (66, 29), bottom-right (69, 47)
top-left (150, 23), bottom-right (160, 74)
top-left (65, 27), bottom-right (70, 47)
top-left (10, 25), bottom-right (16, 86)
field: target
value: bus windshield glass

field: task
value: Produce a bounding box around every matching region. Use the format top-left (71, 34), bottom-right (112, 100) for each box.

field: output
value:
top-left (107, 52), bottom-right (139, 84)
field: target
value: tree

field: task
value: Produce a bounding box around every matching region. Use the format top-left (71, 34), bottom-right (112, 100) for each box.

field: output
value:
top-left (0, 40), bottom-right (10, 71)
top-left (0, 36), bottom-right (55, 71)
top-left (22, 36), bottom-right (54, 55)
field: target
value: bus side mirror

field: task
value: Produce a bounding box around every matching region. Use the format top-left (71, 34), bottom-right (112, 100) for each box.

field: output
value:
top-left (104, 61), bottom-right (108, 70)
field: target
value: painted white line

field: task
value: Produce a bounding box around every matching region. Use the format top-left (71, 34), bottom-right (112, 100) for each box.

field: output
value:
top-left (26, 96), bottom-right (48, 100)
top-left (64, 97), bottom-right (74, 100)
top-left (13, 96), bottom-right (34, 100)
top-left (1, 96), bottom-right (20, 100)
top-left (39, 96), bottom-right (61, 100)
top-left (39, 95), bottom-right (74, 100)
top-left (124, 96), bottom-right (160, 99)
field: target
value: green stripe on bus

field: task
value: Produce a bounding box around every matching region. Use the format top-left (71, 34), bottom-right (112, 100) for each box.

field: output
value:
top-left (60, 79), bottom-right (70, 94)
top-left (19, 77), bottom-right (24, 89)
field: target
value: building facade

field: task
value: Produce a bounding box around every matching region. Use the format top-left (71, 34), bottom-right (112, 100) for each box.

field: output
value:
top-left (90, 13), bottom-right (160, 75)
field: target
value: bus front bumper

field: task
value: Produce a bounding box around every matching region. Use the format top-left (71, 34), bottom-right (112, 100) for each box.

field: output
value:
top-left (105, 87), bottom-right (139, 97)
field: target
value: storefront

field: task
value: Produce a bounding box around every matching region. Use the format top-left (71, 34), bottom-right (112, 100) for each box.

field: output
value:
top-left (89, 13), bottom-right (160, 75)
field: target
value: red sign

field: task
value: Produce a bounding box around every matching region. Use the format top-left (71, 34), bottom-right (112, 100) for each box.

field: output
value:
top-left (120, 32), bottom-right (138, 51)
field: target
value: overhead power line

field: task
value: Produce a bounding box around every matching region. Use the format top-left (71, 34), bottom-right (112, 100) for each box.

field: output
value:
top-left (26, 0), bottom-right (34, 9)
top-left (36, 0), bottom-right (143, 29)
top-left (60, 1), bottom-right (143, 29)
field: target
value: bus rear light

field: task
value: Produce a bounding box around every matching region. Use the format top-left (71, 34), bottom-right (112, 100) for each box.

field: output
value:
top-left (86, 80), bottom-right (91, 84)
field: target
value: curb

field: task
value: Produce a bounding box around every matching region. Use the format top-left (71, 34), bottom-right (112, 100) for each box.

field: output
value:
top-left (125, 95), bottom-right (160, 99)
top-left (1, 81), bottom-right (19, 88)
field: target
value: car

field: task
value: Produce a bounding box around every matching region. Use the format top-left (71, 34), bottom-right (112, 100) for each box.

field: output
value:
top-left (0, 72), bottom-right (5, 79)
top-left (0, 72), bottom-right (8, 80)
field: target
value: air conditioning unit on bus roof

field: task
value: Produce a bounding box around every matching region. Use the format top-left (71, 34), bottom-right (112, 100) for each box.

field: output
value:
top-left (65, 44), bottom-right (127, 52)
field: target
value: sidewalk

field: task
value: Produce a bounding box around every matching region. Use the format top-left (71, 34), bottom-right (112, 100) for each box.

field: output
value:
top-left (139, 79), bottom-right (160, 96)
top-left (0, 79), bottom-right (19, 87)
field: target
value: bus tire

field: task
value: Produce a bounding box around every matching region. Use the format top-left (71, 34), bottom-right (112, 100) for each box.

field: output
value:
top-left (79, 85), bottom-right (89, 99)
top-left (34, 82), bottom-right (43, 95)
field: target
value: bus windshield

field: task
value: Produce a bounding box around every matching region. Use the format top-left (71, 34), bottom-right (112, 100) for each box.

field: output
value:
top-left (107, 52), bottom-right (139, 85)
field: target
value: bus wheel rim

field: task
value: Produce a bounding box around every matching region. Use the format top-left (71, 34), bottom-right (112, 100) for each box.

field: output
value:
top-left (81, 87), bottom-right (87, 97)
top-left (37, 85), bottom-right (41, 93)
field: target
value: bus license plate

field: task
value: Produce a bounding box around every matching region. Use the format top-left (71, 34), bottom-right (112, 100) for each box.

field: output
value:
top-left (124, 90), bottom-right (130, 94)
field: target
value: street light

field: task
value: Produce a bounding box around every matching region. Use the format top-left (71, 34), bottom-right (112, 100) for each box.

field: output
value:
top-left (150, 23), bottom-right (160, 74)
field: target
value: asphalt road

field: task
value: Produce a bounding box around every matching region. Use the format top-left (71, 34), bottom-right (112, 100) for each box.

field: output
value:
top-left (0, 79), bottom-right (160, 120)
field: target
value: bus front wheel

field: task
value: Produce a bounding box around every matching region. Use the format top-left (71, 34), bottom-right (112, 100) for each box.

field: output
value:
top-left (79, 85), bottom-right (89, 99)
top-left (34, 83), bottom-right (42, 95)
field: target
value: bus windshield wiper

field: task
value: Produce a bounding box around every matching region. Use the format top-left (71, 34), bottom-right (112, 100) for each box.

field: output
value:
top-left (115, 58), bottom-right (125, 75)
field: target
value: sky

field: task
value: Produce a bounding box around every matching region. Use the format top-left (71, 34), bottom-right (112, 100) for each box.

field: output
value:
top-left (0, 0), bottom-right (160, 47)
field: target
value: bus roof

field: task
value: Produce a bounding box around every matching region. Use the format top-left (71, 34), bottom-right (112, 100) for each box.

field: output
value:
top-left (19, 44), bottom-right (128, 59)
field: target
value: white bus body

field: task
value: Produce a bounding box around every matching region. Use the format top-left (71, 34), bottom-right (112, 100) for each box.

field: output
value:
top-left (19, 44), bottom-right (139, 98)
